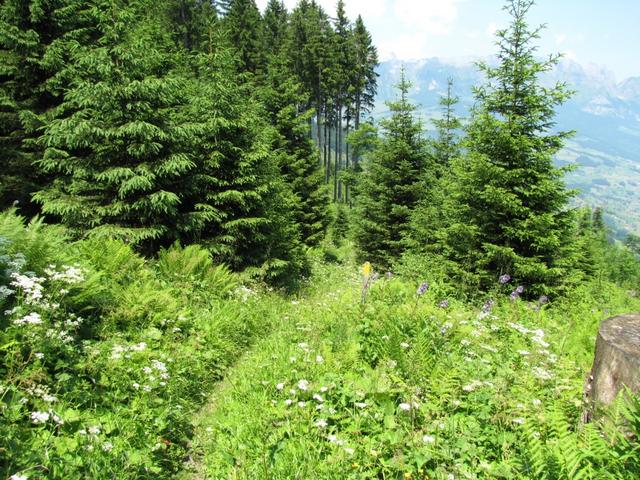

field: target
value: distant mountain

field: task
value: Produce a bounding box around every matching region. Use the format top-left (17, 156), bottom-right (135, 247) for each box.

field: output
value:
top-left (374, 58), bottom-right (640, 236)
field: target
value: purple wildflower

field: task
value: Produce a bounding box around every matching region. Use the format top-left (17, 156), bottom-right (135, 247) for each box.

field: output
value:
top-left (371, 272), bottom-right (380, 282)
top-left (499, 274), bottom-right (511, 284)
top-left (509, 290), bottom-right (520, 301)
top-left (516, 285), bottom-right (524, 294)
top-left (439, 300), bottom-right (450, 309)
top-left (482, 299), bottom-right (495, 312)
top-left (416, 282), bottom-right (429, 296)
top-left (538, 295), bottom-right (549, 305)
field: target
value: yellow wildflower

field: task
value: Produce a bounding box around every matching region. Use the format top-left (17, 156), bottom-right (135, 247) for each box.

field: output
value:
top-left (362, 262), bottom-right (372, 278)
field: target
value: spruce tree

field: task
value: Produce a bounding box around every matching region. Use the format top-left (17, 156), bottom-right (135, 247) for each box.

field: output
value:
top-left (258, 54), bottom-right (330, 247)
top-left (182, 50), bottom-right (306, 285)
top-left (33, 0), bottom-right (198, 251)
top-left (407, 80), bottom-right (461, 261)
top-left (224, 0), bottom-right (264, 74)
top-left (431, 78), bottom-right (461, 174)
top-left (262, 0), bottom-right (288, 57)
top-left (0, 0), bottom-right (90, 215)
top-left (349, 15), bottom-right (378, 168)
top-left (435, 0), bottom-right (576, 294)
top-left (353, 70), bottom-right (428, 269)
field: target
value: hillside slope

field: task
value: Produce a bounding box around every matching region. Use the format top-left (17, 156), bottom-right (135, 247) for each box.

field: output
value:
top-left (375, 58), bottom-right (640, 236)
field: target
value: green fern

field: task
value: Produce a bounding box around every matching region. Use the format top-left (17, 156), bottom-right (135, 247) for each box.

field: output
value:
top-left (157, 243), bottom-right (237, 297)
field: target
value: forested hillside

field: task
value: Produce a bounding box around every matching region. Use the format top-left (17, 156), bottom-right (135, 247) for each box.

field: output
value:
top-left (375, 58), bottom-right (640, 237)
top-left (1, 0), bottom-right (640, 479)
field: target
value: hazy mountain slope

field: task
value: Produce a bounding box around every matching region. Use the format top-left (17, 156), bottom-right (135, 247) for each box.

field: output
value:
top-left (375, 58), bottom-right (640, 236)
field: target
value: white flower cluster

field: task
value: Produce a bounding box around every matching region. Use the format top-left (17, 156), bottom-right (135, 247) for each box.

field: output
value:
top-left (135, 359), bottom-right (170, 391)
top-left (44, 264), bottom-right (85, 284)
top-left (234, 286), bottom-right (255, 302)
top-left (30, 410), bottom-right (64, 425)
top-left (10, 273), bottom-right (45, 305)
top-left (111, 342), bottom-right (147, 360)
top-left (13, 312), bottom-right (42, 326)
top-left (26, 384), bottom-right (58, 404)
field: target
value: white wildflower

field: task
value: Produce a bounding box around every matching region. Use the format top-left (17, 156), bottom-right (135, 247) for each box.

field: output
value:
top-left (320, 386), bottom-right (328, 393)
top-left (422, 434), bottom-right (435, 444)
top-left (297, 379), bottom-right (309, 391)
top-left (517, 350), bottom-right (530, 356)
top-left (34, 352), bottom-right (44, 359)
top-left (315, 355), bottom-right (324, 363)
top-left (9, 474), bottom-right (28, 480)
top-left (284, 399), bottom-right (293, 406)
top-left (297, 401), bottom-right (306, 408)
top-left (532, 399), bottom-right (542, 407)
top-left (400, 342), bottom-right (410, 349)
top-left (30, 411), bottom-right (50, 424)
top-left (354, 402), bottom-right (367, 409)
top-left (102, 441), bottom-right (113, 452)
top-left (532, 366), bottom-right (554, 380)
top-left (315, 419), bottom-right (328, 428)
top-left (513, 418), bottom-right (525, 425)
top-left (14, 312), bottom-right (42, 326)
top-left (88, 426), bottom-right (101, 435)
top-left (344, 447), bottom-right (355, 455)
top-left (313, 394), bottom-right (324, 402)
top-left (276, 383), bottom-right (285, 391)
top-left (399, 403), bottom-right (411, 411)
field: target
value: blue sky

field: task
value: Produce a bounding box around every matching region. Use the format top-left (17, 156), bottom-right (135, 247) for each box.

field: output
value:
top-left (256, 0), bottom-right (640, 81)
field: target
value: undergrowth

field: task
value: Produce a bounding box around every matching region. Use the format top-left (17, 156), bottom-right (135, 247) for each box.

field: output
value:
top-left (0, 210), bottom-right (287, 479)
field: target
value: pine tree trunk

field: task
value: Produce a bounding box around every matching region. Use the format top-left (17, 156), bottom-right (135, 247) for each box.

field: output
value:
top-left (337, 104), bottom-right (343, 202)
top-left (323, 110), bottom-right (328, 180)
top-left (345, 113), bottom-right (351, 205)
top-left (316, 77), bottom-right (322, 165)
top-left (334, 107), bottom-right (339, 202)
top-left (325, 113), bottom-right (330, 184)
top-left (583, 313), bottom-right (640, 423)
top-left (354, 94), bottom-right (361, 169)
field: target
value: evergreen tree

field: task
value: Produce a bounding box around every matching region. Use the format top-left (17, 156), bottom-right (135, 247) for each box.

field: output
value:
top-left (332, 0), bottom-right (352, 202)
top-left (182, 50), bottom-right (306, 285)
top-left (225, 0), bottom-right (264, 74)
top-left (407, 80), bottom-right (461, 261)
top-left (353, 70), bottom-right (428, 269)
top-left (434, 0), bottom-right (577, 294)
top-left (262, 0), bottom-right (288, 57)
top-left (0, 0), bottom-right (90, 215)
top-left (349, 14), bottom-right (378, 168)
top-left (431, 78), bottom-right (461, 174)
top-left (166, 0), bottom-right (219, 52)
top-left (33, 0), bottom-right (198, 251)
top-left (258, 52), bottom-right (330, 247)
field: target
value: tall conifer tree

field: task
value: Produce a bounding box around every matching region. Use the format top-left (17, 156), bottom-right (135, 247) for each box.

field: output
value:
top-left (225, 0), bottom-right (264, 74)
top-left (434, 0), bottom-right (576, 293)
top-left (33, 0), bottom-right (199, 251)
top-left (353, 70), bottom-right (428, 268)
top-left (0, 0), bottom-right (90, 215)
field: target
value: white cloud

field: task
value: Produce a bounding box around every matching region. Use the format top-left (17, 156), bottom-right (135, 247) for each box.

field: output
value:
top-left (486, 22), bottom-right (498, 36)
top-left (393, 0), bottom-right (461, 34)
top-left (378, 31), bottom-right (431, 61)
top-left (555, 33), bottom-right (567, 45)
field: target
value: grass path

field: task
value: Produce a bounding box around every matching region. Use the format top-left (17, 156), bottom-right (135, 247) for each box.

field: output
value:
top-left (177, 258), bottom-right (640, 480)
top-left (180, 260), bottom-right (361, 479)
